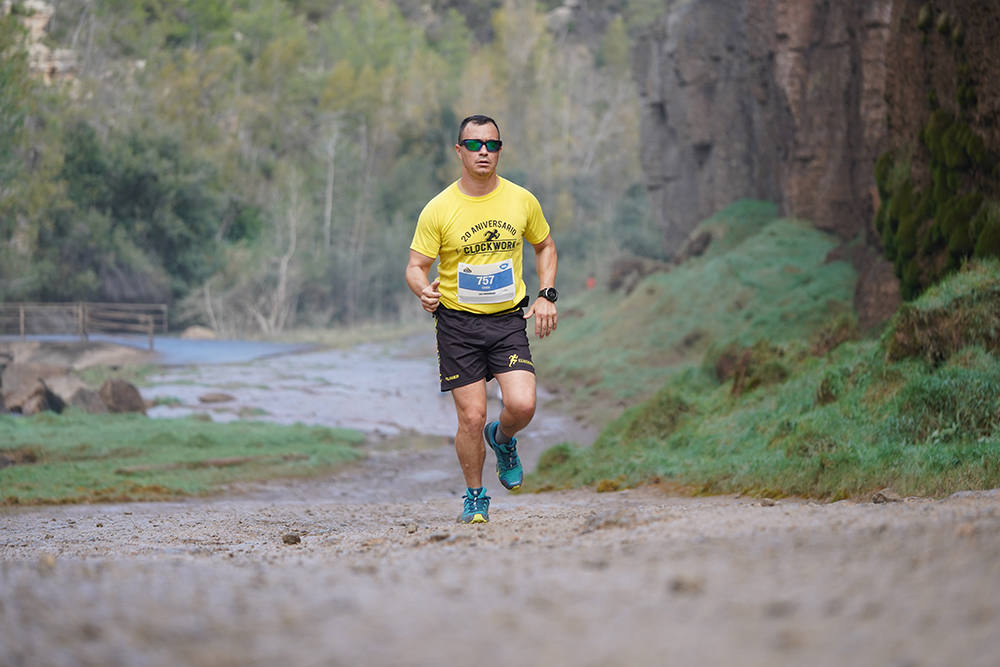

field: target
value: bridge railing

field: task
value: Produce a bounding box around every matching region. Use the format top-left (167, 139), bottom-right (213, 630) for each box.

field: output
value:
top-left (0, 302), bottom-right (168, 350)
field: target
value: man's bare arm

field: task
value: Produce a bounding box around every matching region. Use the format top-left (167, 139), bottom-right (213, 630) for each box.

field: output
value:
top-left (405, 249), bottom-right (441, 313)
top-left (524, 234), bottom-right (558, 338)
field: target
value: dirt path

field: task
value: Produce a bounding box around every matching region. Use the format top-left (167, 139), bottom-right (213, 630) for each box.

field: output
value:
top-left (2, 339), bottom-right (1000, 666)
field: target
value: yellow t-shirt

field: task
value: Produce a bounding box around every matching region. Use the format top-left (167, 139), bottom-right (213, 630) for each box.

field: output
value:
top-left (410, 177), bottom-right (550, 314)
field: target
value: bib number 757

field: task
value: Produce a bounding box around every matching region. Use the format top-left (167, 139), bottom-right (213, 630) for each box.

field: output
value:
top-left (458, 261), bottom-right (515, 304)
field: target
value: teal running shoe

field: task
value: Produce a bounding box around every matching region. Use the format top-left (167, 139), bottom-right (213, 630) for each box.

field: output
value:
top-left (458, 487), bottom-right (490, 524)
top-left (484, 421), bottom-right (523, 491)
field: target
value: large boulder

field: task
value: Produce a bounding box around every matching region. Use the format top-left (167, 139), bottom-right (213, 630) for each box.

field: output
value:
top-left (99, 378), bottom-right (146, 414)
top-left (69, 387), bottom-right (109, 414)
top-left (21, 380), bottom-right (66, 416)
top-left (1, 363), bottom-right (71, 413)
top-left (0, 341), bottom-right (154, 415)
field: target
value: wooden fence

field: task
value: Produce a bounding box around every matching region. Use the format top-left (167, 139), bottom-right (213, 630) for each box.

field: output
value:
top-left (0, 303), bottom-right (168, 350)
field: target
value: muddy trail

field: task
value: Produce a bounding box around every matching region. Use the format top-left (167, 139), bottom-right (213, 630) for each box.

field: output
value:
top-left (2, 336), bottom-right (999, 666)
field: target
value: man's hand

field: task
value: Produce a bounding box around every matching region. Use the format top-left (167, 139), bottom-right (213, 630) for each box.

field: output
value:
top-left (420, 278), bottom-right (441, 313)
top-left (525, 296), bottom-right (557, 338)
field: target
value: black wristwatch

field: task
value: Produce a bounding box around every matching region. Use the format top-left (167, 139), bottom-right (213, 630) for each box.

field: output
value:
top-left (538, 287), bottom-right (558, 303)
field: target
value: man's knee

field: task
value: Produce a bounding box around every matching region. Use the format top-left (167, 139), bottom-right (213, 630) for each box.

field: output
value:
top-left (456, 403), bottom-right (487, 432)
top-left (503, 394), bottom-right (536, 424)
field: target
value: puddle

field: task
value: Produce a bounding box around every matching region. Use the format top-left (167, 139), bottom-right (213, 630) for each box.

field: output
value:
top-left (144, 333), bottom-right (596, 467)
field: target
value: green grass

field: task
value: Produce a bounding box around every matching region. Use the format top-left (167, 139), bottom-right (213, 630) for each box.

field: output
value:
top-left (530, 206), bottom-right (1000, 499)
top-left (0, 412), bottom-right (364, 505)
top-left (534, 200), bottom-right (857, 424)
top-left (532, 340), bottom-right (1000, 499)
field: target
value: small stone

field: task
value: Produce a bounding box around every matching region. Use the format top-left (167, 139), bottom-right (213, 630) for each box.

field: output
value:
top-left (406, 523), bottom-right (418, 534)
top-left (668, 575), bottom-right (705, 595)
top-left (760, 497), bottom-right (778, 507)
top-left (281, 533), bottom-right (301, 545)
top-left (872, 488), bottom-right (902, 503)
top-left (764, 599), bottom-right (798, 618)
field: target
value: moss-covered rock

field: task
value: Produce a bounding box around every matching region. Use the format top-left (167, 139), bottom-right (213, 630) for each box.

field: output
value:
top-left (874, 110), bottom-right (998, 298)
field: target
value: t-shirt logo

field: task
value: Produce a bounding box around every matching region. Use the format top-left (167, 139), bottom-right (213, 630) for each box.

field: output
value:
top-left (484, 230), bottom-right (500, 242)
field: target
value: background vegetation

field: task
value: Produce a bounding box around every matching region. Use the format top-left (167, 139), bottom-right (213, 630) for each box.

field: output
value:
top-left (1, 0), bottom-right (654, 333)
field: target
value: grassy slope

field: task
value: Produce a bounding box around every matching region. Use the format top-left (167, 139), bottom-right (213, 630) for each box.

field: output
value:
top-left (530, 202), bottom-right (1000, 499)
top-left (534, 200), bottom-right (856, 424)
top-left (0, 413), bottom-right (364, 504)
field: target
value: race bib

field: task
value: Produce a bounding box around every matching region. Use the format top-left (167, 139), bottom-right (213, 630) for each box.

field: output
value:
top-left (457, 260), bottom-right (516, 304)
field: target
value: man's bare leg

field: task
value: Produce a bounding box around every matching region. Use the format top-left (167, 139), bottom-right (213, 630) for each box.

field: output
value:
top-left (494, 370), bottom-right (537, 440)
top-left (450, 380), bottom-right (488, 488)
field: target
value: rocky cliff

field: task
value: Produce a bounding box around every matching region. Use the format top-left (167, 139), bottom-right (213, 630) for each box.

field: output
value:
top-left (632, 0), bottom-right (999, 326)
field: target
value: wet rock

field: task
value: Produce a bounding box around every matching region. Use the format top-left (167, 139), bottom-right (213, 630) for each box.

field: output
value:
top-left (99, 378), bottom-right (146, 414)
top-left (281, 533), bottom-right (301, 545)
top-left (872, 488), bottom-right (902, 503)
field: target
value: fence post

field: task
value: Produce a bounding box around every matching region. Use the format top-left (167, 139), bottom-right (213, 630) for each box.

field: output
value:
top-left (81, 303), bottom-right (89, 341)
top-left (20, 305), bottom-right (25, 340)
top-left (146, 314), bottom-right (155, 351)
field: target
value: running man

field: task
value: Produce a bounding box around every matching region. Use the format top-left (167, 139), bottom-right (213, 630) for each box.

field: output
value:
top-left (405, 114), bottom-right (559, 524)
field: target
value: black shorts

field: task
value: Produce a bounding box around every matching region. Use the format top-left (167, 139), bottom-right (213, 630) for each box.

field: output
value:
top-left (434, 302), bottom-right (535, 392)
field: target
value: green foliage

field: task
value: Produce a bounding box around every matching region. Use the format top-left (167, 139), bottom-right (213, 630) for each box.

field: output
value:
top-left (0, 12), bottom-right (32, 190)
top-left (38, 120), bottom-right (225, 301)
top-left (2, 0), bottom-right (643, 333)
top-left (530, 260), bottom-right (1000, 499)
top-left (0, 412), bottom-right (364, 504)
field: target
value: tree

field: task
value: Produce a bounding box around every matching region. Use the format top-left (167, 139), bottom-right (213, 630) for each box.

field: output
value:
top-left (0, 11), bottom-right (31, 201)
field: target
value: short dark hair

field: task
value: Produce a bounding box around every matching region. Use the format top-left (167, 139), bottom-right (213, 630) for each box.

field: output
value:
top-left (458, 114), bottom-right (500, 142)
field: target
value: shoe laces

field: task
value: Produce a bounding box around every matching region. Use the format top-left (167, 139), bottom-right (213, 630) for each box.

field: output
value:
top-left (465, 489), bottom-right (490, 512)
top-left (495, 441), bottom-right (518, 468)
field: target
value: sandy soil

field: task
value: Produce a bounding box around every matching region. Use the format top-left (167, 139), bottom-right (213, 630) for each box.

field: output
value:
top-left (2, 340), bottom-right (1000, 666)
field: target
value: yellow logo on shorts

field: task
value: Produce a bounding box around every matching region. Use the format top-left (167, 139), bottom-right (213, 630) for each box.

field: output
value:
top-left (509, 354), bottom-right (534, 368)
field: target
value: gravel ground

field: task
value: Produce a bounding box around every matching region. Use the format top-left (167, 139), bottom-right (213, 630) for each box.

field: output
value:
top-left (2, 339), bottom-right (999, 666)
top-left (2, 451), bottom-right (999, 667)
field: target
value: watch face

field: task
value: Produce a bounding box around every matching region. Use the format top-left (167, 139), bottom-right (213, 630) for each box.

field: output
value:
top-left (540, 288), bottom-right (558, 302)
